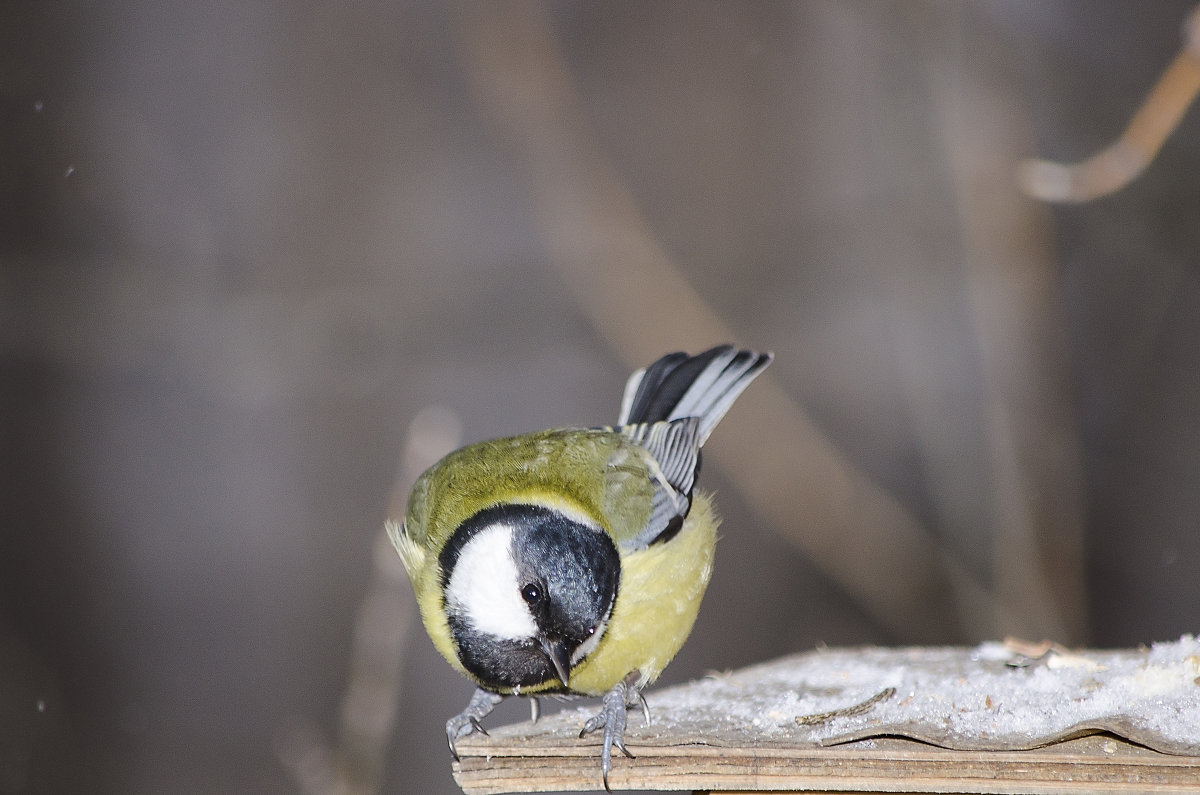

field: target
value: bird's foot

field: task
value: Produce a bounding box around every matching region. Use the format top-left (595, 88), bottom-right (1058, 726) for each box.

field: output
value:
top-left (579, 671), bottom-right (645, 791)
top-left (446, 688), bottom-right (504, 761)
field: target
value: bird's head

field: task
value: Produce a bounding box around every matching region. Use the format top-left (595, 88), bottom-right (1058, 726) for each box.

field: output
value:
top-left (440, 503), bottom-right (619, 691)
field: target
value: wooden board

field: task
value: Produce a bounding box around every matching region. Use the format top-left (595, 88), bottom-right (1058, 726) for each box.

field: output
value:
top-left (450, 642), bottom-right (1200, 793)
top-left (454, 734), bottom-right (1200, 793)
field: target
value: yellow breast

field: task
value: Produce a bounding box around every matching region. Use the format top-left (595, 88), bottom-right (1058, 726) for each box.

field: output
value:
top-left (566, 492), bottom-right (718, 696)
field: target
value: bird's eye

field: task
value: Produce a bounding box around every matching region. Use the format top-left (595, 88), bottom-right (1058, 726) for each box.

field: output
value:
top-left (520, 583), bottom-right (542, 603)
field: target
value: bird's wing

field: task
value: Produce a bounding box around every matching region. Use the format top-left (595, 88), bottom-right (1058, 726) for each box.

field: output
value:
top-left (608, 417), bottom-right (700, 551)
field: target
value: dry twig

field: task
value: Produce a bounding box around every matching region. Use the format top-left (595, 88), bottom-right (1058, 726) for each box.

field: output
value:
top-left (1019, 4), bottom-right (1200, 203)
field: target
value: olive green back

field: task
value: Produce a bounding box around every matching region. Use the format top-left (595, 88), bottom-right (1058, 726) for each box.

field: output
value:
top-left (404, 427), bottom-right (659, 564)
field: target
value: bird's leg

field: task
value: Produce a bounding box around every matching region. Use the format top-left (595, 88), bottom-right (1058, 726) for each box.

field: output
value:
top-left (530, 696), bottom-right (540, 723)
top-left (578, 670), bottom-right (645, 791)
top-left (446, 687), bottom-right (504, 761)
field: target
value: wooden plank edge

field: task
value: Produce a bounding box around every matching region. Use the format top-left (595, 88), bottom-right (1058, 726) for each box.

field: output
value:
top-left (453, 737), bottom-right (1200, 794)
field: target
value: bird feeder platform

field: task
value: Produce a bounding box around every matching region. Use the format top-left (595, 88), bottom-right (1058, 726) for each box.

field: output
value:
top-left (451, 638), bottom-right (1200, 793)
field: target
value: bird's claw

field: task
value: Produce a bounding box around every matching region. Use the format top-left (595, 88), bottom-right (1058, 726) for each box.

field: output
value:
top-left (445, 688), bottom-right (504, 761)
top-left (637, 692), bottom-right (651, 726)
top-left (579, 673), bottom-right (645, 791)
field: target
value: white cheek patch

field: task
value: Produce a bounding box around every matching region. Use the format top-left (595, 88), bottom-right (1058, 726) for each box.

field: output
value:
top-left (445, 523), bottom-right (538, 641)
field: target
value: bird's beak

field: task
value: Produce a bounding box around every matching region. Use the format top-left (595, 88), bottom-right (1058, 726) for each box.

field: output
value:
top-left (541, 636), bottom-right (572, 688)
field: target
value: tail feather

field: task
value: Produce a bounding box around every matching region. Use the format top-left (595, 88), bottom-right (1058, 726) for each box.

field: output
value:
top-left (619, 345), bottom-right (772, 443)
top-left (618, 352), bottom-right (690, 426)
top-left (615, 345), bottom-right (772, 550)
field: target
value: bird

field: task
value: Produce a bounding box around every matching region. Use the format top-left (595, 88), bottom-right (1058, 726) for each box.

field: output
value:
top-left (388, 344), bottom-right (772, 789)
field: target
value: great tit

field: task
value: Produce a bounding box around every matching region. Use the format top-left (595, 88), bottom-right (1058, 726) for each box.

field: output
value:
top-left (388, 345), bottom-right (772, 788)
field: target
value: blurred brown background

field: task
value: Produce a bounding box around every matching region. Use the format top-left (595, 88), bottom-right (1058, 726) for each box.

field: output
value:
top-left (3, 2), bottom-right (1199, 793)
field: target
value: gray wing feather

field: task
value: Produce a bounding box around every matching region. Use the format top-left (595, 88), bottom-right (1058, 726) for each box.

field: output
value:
top-left (621, 417), bottom-right (702, 497)
top-left (616, 419), bottom-right (699, 550)
top-left (613, 346), bottom-right (772, 550)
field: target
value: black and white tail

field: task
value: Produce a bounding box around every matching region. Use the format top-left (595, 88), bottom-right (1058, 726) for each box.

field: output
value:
top-left (616, 345), bottom-right (772, 547)
top-left (620, 345), bottom-right (773, 440)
